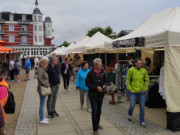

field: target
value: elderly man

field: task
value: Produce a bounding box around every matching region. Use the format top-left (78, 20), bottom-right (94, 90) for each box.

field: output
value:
top-left (46, 56), bottom-right (60, 118)
top-left (86, 58), bottom-right (107, 135)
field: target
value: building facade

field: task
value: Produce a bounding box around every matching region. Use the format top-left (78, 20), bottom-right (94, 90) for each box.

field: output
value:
top-left (0, 0), bottom-right (54, 57)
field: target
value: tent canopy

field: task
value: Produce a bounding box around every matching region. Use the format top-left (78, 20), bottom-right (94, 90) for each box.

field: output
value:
top-left (0, 46), bottom-right (19, 53)
top-left (51, 46), bottom-right (66, 55)
top-left (105, 6), bottom-right (180, 51)
top-left (82, 31), bottom-right (112, 54)
top-left (71, 36), bottom-right (90, 53)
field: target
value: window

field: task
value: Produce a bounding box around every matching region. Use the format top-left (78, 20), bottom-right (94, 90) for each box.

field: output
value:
top-left (35, 36), bottom-right (37, 42)
top-left (9, 25), bottom-right (14, 31)
top-left (38, 16), bottom-right (42, 22)
top-left (34, 15), bottom-right (37, 21)
top-left (0, 35), bottom-right (2, 40)
top-left (39, 36), bottom-right (42, 42)
top-left (22, 15), bottom-right (26, 21)
top-left (0, 14), bottom-right (2, 20)
top-left (34, 25), bottom-right (37, 31)
top-left (48, 30), bottom-right (50, 36)
top-left (9, 35), bottom-right (14, 43)
top-left (22, 36), bottom-right (27, 43)
top-left (0, 24), bottom-right (1, 31)
top-left (10, 14), bottom-right (14, 21)
top-left (38, 26), bottom-right (42, 31)
top-left (22, 25), bottom-right (27, 31)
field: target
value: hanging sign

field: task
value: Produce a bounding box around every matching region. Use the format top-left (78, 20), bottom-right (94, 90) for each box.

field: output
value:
top-left (112, 37), bottom-right (145, 48)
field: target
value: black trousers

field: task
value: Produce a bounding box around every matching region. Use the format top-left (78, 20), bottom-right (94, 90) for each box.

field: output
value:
top-left (10, 69), bottom-right (14, 80)
top-left (63, 74), bottom-right (70, 89)
top-left (90, 98), bottom-right (103, 131)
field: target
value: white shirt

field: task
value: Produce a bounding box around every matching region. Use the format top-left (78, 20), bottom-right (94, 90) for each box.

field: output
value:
top-left (9, 60), bottom-right (14, 70)
top-left (34, 58), bottom-right (39, 64)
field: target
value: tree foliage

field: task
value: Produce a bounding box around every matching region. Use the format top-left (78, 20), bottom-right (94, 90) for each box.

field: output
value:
top-left (60, 41), bottom-right (70, 47)
top-left (86, 26), bottom-right (115, 38)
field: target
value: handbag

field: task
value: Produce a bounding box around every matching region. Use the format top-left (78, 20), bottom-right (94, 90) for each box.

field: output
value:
top-left (40, 86), bottom-right (51, 96)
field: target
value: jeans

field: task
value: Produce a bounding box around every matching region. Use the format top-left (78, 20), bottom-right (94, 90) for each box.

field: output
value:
top-left (90, 98), bottom-right (103, 131)
top-left (10, 69), bottom-right (14, 80)
top-left (63, 74), bottom-right (70, 89)
top-left (80, 90), bottom-right (91, 109)
top-left (47, 84), bottom-right (60, 113)
top-left (38, 90), bottom-right (46, 121)
top-left (128, 92), bottom-right (146, 123)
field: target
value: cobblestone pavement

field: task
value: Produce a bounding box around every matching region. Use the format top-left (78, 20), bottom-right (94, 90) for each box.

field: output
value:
top-left (14, 72), bottom-right (37, 135)
top-left (68, 82), bottom-right (179, 135)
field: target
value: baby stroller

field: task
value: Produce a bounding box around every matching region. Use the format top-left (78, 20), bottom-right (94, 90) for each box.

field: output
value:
top-left (34, 62), bottom-right (38, 78)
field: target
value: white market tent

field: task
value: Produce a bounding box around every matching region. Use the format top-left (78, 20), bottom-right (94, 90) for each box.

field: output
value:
top-left (71, 36), bottom-right (90, 53)
top-left (105, 6), bottom-right (180, 114)
top-left (82, 31), bottom-right (113, 54)
top-left (66, 41), bottom-right (79, 54)
top-left (51, 46), bottom-right (66, 55)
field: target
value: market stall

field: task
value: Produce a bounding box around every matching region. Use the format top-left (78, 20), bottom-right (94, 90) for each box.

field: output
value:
top-left (105, 6), bottom-right (180, 131)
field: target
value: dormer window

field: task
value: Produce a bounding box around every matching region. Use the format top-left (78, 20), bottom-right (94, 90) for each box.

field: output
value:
top-left (38, 16), bottom-right (42, 22)
top-left (0, 14), bottom-right (2, 20)
top-left (10, 14), bottom-right (14, 21)
top-left (34, 15), bottom-right (37, 22)
top-left (22, 15), bottom-right (26, 21)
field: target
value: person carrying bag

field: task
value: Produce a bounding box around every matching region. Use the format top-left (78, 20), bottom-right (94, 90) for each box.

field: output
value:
top-left (37, 59), bottom-right (50, 124)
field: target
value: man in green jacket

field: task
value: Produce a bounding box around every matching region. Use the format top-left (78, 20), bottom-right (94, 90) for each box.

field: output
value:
top-left (126, 58), bottom-right (149, 126)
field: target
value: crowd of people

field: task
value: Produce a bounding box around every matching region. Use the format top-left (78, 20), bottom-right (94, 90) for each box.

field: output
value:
top-left (0, 52), bottom-right (151, 135)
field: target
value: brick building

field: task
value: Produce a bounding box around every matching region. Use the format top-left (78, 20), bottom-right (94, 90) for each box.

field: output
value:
top-left (0, 0), bottom-right (54, 56)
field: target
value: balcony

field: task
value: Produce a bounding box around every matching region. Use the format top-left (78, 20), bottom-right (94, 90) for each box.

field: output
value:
top-left (0, 19), bottom-right (5, 24)
top-left (0, 30), bottom-right (5, 35)
top-left (19, 42), bottom-right (31, 46)
top-left (19, 31), bottom-right (30, 35)
top-left (18, 20), bottom-right (31, 25)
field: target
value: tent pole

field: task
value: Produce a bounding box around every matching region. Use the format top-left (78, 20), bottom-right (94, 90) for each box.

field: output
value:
top-left (117, 49), bottom-right (122, 103)
top-left (99, 53), bottom-right (100, 58)
top-left (105, 52), bottom-right (108, 81)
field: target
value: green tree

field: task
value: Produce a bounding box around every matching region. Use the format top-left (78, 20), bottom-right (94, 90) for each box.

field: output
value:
top-left (104, 26), bottom-right (113, 37)
top-left (86, 26), bottom-right (115, 38)
top-left (87, 27), bottom-right (105, 37)
top-left (60, 41), bottom-right (70, 47)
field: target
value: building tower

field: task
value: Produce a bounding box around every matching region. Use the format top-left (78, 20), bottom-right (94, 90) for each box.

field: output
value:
top-left (44, 16), bottom-right (53, 46)
top-left (32, 0), bottom-right (44, 46)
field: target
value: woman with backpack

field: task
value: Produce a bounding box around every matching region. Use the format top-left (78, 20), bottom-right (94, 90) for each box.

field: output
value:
top-left (0, 70), bottom-right (9, 134)
top-left (14, 59), bottom-right (21, 82)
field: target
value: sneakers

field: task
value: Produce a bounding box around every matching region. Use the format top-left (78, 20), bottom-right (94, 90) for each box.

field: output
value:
top-left (128, 115), bottom-right (132, 121)
top-left (48, 112), bottom-right (54, 118)
top-left (87, 108), bottom-right (92, 113)
top-left (44, 117), bottom-right (49, 121)
top-left (53, 111), bottom-right (59, 117)
top-left (39, 119), bottom-right (49, 124)
top-left (140, 122), bottom-right (146, 127)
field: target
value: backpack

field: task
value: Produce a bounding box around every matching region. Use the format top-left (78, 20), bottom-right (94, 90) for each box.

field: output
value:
top-left (14, 62), bottom-right (19, 70)
top-left (4, 91), bottom-right (16, 114)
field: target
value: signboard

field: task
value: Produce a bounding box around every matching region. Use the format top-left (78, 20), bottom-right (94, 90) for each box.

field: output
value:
top-left (86, 48), bottom-right (99, 54)
top-left (112, 37), bottom-right (145, 48)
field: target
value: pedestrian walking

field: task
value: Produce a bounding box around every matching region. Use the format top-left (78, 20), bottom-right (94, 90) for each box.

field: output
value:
top-left (21, 56), bottom-right (25, 68)
top-left (37, 59), bottom-right (50, 124)
top-left (126, 58), bottom-right (149, 126)
top-left (47, 56), bottom-right (60, 118)
top-left (76, 62), bottom-right (91, 112)
top-left (0, 103), bottom-right (5, 135)
top-left (61, 57), bottom-right (72, 93)
top-left (24, 57), bottom-right (31, 81)
top-left (14, 60), bottom-right (21, 82)
top-left (9, 57), bottom-right (15, 80)
top-left (86, 58), bottom-right (107, 135)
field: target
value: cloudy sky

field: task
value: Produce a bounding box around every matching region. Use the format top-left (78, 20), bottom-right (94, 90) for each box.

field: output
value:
top-left (1, 0), bottom-right (180, 46)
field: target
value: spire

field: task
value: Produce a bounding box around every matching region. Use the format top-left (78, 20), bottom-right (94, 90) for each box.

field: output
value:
top-left (35, 0), bottom-right (38, 8)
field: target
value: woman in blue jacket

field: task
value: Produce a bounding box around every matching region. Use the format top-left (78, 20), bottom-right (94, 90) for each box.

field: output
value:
top-left (76, 62), bottom-right (91, 112)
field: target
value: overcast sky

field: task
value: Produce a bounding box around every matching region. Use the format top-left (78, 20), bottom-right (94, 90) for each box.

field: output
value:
top-left (1, 0), bottom-right (180, 46)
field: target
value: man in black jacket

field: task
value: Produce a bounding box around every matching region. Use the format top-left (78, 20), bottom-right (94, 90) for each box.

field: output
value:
top-left (86, 58), bottom-right (107, 135)
top-left (47, 56), bottom-right (60, 118)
